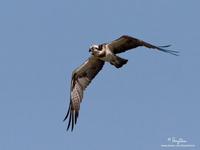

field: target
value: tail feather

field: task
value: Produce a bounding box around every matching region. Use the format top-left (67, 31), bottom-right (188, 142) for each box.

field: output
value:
top-left (109, 55), bottom-right (128, 68)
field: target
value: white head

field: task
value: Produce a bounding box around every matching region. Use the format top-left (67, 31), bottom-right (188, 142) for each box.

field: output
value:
top-left (89, 44), bottom-right (104, 56)
top-left (89, 44), bottom-right (99, 51)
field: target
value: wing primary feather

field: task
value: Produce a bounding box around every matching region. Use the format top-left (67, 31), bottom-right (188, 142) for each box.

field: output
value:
top-left (158, 45), bottom-right (171, 48)
top-left (71, 111), bottom-right (75, 131)
top-left (142, 41), bottom-right (179, 56)
top-left (63, 104), bottom-right (71, 121)
top-left (75, 111), bottom-right (79, 124)
top-left (157, 47), bottom-right (179, 56)
top-left (67, 110), bottom-right (72, 131)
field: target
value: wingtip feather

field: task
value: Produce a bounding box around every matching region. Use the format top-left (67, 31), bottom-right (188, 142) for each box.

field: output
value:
top-left (63, 105), bottom-right (70, 122)
top-left (158, 46), bottom-right (179, 56)
top-left (75, 111), bottom-right (79, 124)
top-left (159, 44), bottom-right (171, 48)
top-left (67, 111), bottom-right (72, 131)
top-left (71, 110), bottom-right (75, 131)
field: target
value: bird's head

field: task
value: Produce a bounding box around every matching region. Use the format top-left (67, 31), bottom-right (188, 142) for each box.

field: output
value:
top-left (89, 44), bottom-right (104, 56)
top-left (89, 44), bottom-right (99, 52)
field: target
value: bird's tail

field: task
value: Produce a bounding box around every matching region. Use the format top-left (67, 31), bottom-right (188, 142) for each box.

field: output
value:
top-left (109, 55), bottom-right (128, 68)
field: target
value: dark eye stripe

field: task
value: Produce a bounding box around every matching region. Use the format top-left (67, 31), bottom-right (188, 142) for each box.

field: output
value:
top-left (98, 45), bottom-right (103, 50)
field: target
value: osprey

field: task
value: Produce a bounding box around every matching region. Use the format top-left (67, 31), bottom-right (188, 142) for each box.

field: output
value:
top-left (63, 35), bottom-right (179, 131)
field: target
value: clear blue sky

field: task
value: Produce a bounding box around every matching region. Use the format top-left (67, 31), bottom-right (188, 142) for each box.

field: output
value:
top-left (0, 0), bottom-right (199, 149)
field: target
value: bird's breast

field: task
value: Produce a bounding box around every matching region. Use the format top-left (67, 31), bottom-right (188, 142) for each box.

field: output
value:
top-left (99, 45), bottom-right (113, 62)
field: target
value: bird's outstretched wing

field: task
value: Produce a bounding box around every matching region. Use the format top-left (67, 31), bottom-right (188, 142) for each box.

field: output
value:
top-left (63, 56), bottom-right (104, 131)
top-left (108, 35), bottom-right (179, 56)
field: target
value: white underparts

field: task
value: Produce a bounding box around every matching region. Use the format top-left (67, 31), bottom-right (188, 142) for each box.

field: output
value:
top-left (99, 44), bottom-right (113, 62)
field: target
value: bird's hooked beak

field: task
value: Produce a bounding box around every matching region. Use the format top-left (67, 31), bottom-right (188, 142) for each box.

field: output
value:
top-left (89, 47), bottom-right (94, 53)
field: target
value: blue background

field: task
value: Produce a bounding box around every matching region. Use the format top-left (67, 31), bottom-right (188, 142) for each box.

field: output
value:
top-left (0, 0), bottom-right (199, 149)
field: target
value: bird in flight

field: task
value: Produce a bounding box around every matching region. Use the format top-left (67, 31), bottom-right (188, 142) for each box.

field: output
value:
top-left (63, 35), bottom-right (179, 131)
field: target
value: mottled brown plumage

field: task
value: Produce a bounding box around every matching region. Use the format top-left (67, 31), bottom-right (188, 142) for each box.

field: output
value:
top-left (63, 56), bottom-right (104, 131)
top-left (108, 35), bottom-right (179, 56)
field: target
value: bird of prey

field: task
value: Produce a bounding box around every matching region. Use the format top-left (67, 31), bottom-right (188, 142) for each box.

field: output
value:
top-left (63, 35), bottom-right (179, 131)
